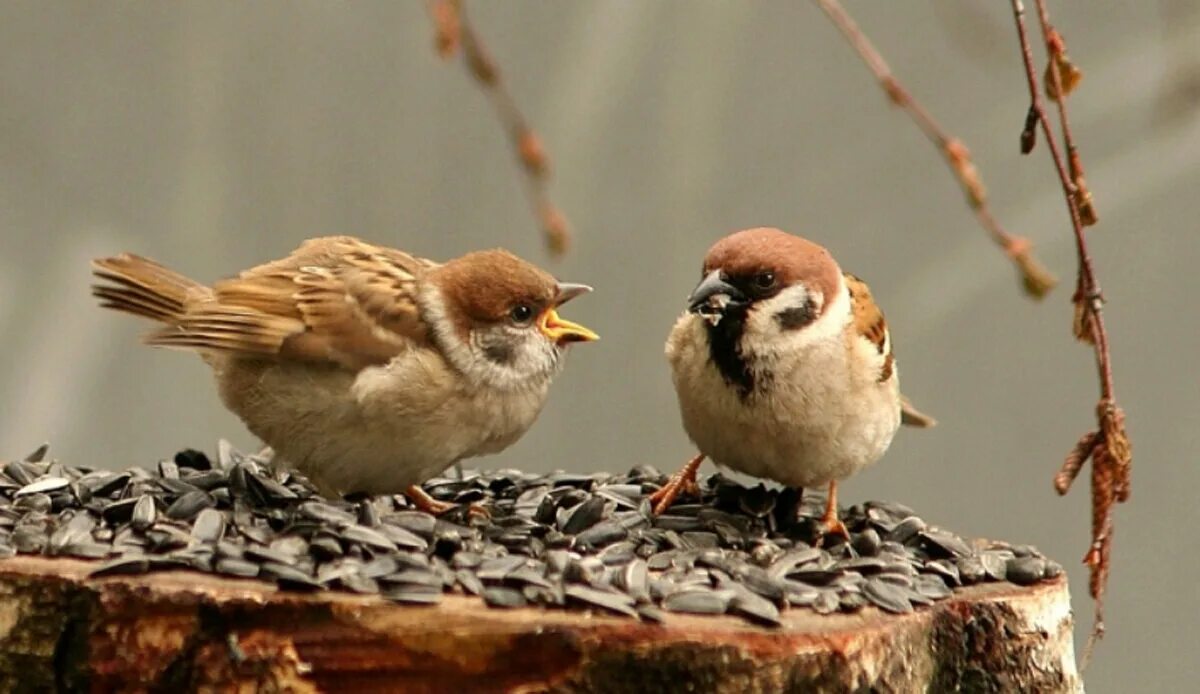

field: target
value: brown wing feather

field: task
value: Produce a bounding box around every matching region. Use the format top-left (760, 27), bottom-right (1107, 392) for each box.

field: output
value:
top-left (844, 273), bottom-right (892, 382)
top-left (96, 237), bottom-right (436, 372)
top-left (843, 273), bottom-right (936, 428)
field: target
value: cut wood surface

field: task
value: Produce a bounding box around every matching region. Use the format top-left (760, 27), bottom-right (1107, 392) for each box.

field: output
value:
top-left (0, 556), bottom-right (1081, 693)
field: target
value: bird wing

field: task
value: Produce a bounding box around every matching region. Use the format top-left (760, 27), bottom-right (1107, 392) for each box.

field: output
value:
top-left (147, 236), bottom-right (438, 371)
top-left (844, 272), bottom-right (936, 428)
top-left (844, 272), bottom-right (894, 383)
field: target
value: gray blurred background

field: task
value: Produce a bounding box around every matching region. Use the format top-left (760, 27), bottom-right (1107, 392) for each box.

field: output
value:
top-left (1, 2), bottom-right (1197, 689)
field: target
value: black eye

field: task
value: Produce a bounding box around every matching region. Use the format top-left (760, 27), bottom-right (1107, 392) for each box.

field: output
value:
top-left (510, 303), bottom-right (534, 324)
top-left (753, 272), bottom-right (776, 290)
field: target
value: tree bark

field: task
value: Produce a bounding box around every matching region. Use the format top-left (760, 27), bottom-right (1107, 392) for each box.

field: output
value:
top-left (0, 556), bottom-right (1081, 693)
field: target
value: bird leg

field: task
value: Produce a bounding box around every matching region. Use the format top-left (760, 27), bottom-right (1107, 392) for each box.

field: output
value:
top-left (819, 480), bottom-right (851, 540)
top-left (649, 453), bottom-right (706, 515)
top-left (405, 485), bottom-right (489, 519)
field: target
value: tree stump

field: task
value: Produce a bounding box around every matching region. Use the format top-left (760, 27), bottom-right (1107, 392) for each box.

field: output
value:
top-left (0, 556), bottom-right (1080, 693)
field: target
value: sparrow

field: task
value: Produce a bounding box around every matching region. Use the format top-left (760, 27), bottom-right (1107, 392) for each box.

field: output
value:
top-left (91, 236), bottom-right (598, 514)
top-left (652, 227), bottom-right (934, 537)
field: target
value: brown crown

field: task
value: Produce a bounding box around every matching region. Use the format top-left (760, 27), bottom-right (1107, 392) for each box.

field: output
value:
top-left (703, 227), bottom-right (841, 303)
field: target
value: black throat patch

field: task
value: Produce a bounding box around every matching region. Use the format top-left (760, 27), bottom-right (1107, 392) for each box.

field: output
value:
top-left (704, 307), bottom-right (756, 398)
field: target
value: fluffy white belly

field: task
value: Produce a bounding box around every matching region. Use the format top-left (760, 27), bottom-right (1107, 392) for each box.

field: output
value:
top-left (668, 319), bottom-right (900, 489)
top-left (212, 353), bottom-right (547, 495)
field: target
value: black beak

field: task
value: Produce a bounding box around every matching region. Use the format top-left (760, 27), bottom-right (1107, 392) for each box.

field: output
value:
top-left (687, 270), bottom-right (746, 313)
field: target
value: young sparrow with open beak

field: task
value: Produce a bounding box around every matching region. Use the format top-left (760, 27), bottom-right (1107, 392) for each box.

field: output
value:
top-left (92, 236), bottom-right (598, 513)
top-left (653, 227), bottom-right (934, 537)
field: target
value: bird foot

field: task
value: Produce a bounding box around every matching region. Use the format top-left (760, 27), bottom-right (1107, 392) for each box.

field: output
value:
top-left (405, 485), bottom-right (489, 519)
top-left (648, 453), bottom-right (706, 515)
top-left (817, 514), bottom-right (851, 543)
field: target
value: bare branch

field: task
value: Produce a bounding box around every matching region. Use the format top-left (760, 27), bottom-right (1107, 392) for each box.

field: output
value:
top-left (1009, 0), bottom-right (1132, 662)
top-left (425, 0), bottom-right (570, 256)
top-left (814, 0), bottom-right (1057, 299)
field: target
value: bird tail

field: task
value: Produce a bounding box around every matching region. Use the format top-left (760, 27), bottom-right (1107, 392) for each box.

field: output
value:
top-left (900, 395), bottom-right (937, 428)
top-left (91, 253), bottom-right (207, 326)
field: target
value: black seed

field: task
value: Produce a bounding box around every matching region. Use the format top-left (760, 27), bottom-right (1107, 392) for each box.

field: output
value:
top-left (483, 586), bottom-right (527, 608)
top-left (1005, 556), bottom-right (1046, 585)
top-left (886, 516), bottom-right (926, 545)
top-left (840, 592), bottom-right (867, 612)
top-left (299, 501), bottom-right (356, 527)
top-left (91, 556), bottom-right (151, 577)
top-left (339, 524), bottom-right (398, 552)
top-left (729, 589), bottom-right (782, 626)
top-left (192, 509), bottom-right (226, 544)
top-left (175, 448), bottom-right (213, 471)
top-left (919, 529), bottom-right (973, 559)
top-left (377, 524), bottom-right (429, 551)
top-left (215, 557), bottom-right (261, 578)
top-left (923, 560), bottom-right (961, 586)
top-left (384, 586), bottom-right (443, 605)
top-left (653, 515), bottom-right (703, 532)
top-left (575, 522), bottom-right (627, 550)
top-left (476, 555), bottom-right (527, 580)
top-left (853, 528), bottom-right (881, 557)
top-left (560, 496), bottom-right (607, 535)
top-left (64, 542), bottom-right (111, 560)
top-left (663, 588), bottom-right (733, 615)
top-left (14, 494), bottom-right (51, 513)
top-left (864, 578), bottom-right (914, 614)
top-left (382, 569), bottom-right (445, 589)
top-left (1044, 560), bottom-right (1064, 579)
top-left (957, 556), bottom-right (986, 585)
top-left (737, 485), bottom-right (775, 518)
top-left (456, 569), bottom-right (484, 596)
top-left (980, 551), bottom-right (1010, 581)
top-left (637, 605), bottom-right (667, 623)
top-left (15, 477), bottom-right (69, 497)
top-left (915, 574), bottom-right (953, 600)
top-left (130, 495), bottom-right (157, 531)
top-left (565, 585), bottom-right (638, 617)
top-left (260, 562), bottom-right (321, 590)
top-left (387, 511), bottom-right (437, 540)
top-left (23, 443), bottom-right (50, 463)
top-left (165, 491), bottom-right (214, 521)
top-left (812, 589), bottom-right (840, 614)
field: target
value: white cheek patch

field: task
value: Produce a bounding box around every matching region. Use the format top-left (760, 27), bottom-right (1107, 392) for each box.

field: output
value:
top-left (419, 285), bottom-right (562, 391)
top-left (743, 278), bottom-right (851, 357)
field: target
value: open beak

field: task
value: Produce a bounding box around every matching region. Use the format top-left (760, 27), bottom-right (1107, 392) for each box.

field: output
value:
top-left (539, 282), bottom-right (599, 344)
top-left (687, 270), bottom-right (746, 314)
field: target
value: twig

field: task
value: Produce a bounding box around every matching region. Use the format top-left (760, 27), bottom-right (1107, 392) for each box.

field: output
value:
top-left (1010, 0), bottom-right (1132, 666)
top-left (425, 0), bottom-right (570, 256)
top-left (813, 0), bottom-right (1056, 299)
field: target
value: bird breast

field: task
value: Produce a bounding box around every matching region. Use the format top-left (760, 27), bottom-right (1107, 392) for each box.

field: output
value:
top-left (666, 313), bottom-right (901, 489)
top-left (211, 348), bottom-right (550, 495)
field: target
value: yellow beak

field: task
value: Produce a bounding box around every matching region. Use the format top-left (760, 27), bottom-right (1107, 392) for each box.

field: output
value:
top-left (538, 308), bottom-right (599, 344)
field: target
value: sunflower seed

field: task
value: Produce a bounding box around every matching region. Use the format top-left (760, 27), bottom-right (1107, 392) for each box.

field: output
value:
top-left (15, 477), bottom-right (69, 497)
top-left (215, 557), bottom-right (261, 578)
top-left (165, 491), bottom-right (214, 521)
top-left (663, 588), bottom-right (733, 615)
top-left (131, 495), bottom-right (157, 531)
top-left (864, 578), bottom-right (914, 614)
top-left (565, 585), bottom-right (638, 617)
top-left (384, 586), bottom-right (443, 605)
top-left (90, 556), bottom-right (151, 577)
top-left (483, 586), bottom-right (527, 608)
top-left (1005, 556), bottom-right (1046, 585)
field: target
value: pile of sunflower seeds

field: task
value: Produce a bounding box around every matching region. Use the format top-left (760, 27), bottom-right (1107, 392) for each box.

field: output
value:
top-left (0, 442), bottom-right (1061, 626)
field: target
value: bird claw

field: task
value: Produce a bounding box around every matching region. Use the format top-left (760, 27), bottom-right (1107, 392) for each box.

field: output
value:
top-left (405, 485), bottom-right (490, 519)
top-left (647, 453), bottom-right (706, 515)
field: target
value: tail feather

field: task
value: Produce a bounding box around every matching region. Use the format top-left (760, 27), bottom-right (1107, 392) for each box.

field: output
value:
top-left (91, 253), bottom-right (207, 325)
